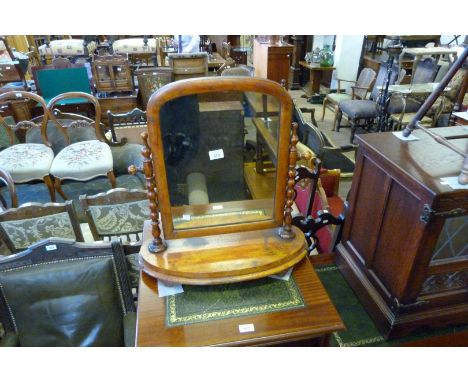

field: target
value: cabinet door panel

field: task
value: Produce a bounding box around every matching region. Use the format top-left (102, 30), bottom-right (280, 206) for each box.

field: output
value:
top-left (372, 180), bottom-right (425, 298)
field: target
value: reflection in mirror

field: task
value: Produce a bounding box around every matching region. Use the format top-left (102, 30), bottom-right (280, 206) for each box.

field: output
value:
top-left (159, 90), bottom-right (281, 230)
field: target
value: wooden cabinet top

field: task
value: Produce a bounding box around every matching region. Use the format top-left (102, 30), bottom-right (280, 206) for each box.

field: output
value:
top-left (356, 128), bottom-right (468, 197)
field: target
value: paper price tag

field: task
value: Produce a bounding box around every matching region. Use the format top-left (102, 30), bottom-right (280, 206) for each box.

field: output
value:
top-left (238, 324), bottom-right (255, 333)
top-left (212, 205), bottom-right (223, 210)
top-left (45, 244), bottom-right (57, 251)
top-left (209, 149), bottom-right (224, 161)
top-left (182, 214), bottom-right (191, 221)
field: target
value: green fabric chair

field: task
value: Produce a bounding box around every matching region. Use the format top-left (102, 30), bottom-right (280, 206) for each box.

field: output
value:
top-left (36, 67), bottom-right (92, 105)
top-left (0, 238), bottom-right (136, 347)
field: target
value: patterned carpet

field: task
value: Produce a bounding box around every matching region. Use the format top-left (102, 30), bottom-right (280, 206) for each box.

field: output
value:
top-left (316, 265), bottom-right (468, 346)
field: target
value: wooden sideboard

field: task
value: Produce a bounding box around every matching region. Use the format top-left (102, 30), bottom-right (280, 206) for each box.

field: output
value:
top-left (253, 39), bottom-right (293, 88)
top-left (335, 127), bottom-right (468, 339)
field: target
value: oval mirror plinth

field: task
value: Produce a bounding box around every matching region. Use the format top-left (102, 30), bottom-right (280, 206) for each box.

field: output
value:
top-left (139, 221), bottom-right (307, 285)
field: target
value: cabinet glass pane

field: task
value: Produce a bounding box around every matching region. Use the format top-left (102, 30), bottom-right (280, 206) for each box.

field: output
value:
top-left (430, 215), bottom-right (468, 262)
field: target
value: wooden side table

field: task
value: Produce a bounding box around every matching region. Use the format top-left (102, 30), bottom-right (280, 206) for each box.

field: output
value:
top-left (136, 256), bottom-right (344, 346)
top-left (299, 61), bottom-right (335, 96)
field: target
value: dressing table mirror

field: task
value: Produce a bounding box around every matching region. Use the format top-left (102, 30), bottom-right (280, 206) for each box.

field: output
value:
top-left (135, 77), bottom-right (307, 284)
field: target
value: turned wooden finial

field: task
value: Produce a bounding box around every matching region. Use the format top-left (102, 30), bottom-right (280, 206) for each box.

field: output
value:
top-left (140, 132), bottom-right (166, 253)
top-left (279, 122), bottom-right (299, 240)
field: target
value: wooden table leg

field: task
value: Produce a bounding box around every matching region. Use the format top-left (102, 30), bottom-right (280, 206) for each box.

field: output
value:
top-left (311, 71), bottom-right (323, 94)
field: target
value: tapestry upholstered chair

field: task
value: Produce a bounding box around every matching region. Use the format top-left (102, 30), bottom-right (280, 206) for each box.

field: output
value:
top-left (321, 67), bottom-right (376, 130)
top-left (336, 63), bottom-right (402, 143)
top-left (45, 92), bottom-right (115, 200)
top-left (0, 92), bottom-right (56, 202)
top-left (79, 188), bottom-right (148, 293)
top-left (293, 101), bottom-right (355, 175)
top-left (0, 200), bottom-right (84, 253)
top-left (79, 188), bottom-right (149, 243)
top-left (0, 238), bottom-right (136, 346)
top-left (0, 167), bottom-right (18, 210)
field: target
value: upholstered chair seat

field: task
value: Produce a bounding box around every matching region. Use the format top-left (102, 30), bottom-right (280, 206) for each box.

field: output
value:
top-left (0, 92), bottom-right (56, 202)
top-left (338, 99), bottom-right (378, 120)
top-left (0, 143), bottom-right (54, 183)
top-left (326, 92), bottom-right (352, 104)
top-left (50, 140), bottom-right (113, 181)
top-left (44, 92), bottom-right (117, 199)
top-left (386, 97), bottom-right (422, 115)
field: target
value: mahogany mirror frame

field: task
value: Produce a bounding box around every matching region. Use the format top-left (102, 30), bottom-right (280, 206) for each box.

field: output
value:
top-left (146, 77), bottom-right (292, 240)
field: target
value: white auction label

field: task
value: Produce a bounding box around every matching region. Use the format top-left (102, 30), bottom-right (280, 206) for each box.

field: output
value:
top-left (238, 323), bottom-right (255, 333)
top-left (212, 205), bottom-right (223, 210)
top-left (208, 149), bottom-right (224, 161)
top-left (182, 214), bottom-right (191, 221)
top-left (45, 244), bottom-right (57, 251)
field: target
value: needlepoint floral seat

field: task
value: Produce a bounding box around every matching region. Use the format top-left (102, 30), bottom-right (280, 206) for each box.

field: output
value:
top-left (0, 143), bottom-right (54, 183)
top-left (49, 140), bottom-right (113, 181)
top-left (45, 92), bottom-right (117, 199)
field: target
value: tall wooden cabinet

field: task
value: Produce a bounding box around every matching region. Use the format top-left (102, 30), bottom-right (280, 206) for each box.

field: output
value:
top-left (335, 128), bottom-right (468, 339)
top-left (253, 39), bottom-right (293, 88)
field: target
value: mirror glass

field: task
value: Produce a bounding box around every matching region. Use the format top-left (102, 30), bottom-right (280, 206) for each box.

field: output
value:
top-left (159, 90), bottom-right (281, 230)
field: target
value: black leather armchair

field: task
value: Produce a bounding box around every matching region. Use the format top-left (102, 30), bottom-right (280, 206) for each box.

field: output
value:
top-left (0, 238), bottom-right (136, 346)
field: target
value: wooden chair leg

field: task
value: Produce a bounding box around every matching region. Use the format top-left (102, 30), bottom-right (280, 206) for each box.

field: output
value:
top-left (321, 98), bottom-right (328, 121)
top-left (54, 177), bottom-right (68, 200)
top-left (107, 170), bottom-right (116, 189)
top-left (43, 175), bottom-right (56, 202)
top-left (335, 110), bottom-right (343, 132)
top-left (350, 120), bottom-right (357, 143)
top-left (332, 105), bottom-right (339, 131)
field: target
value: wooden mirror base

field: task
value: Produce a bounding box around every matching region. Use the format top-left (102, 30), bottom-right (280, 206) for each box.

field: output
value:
top-left (139, 221), bottom-right (307, 285)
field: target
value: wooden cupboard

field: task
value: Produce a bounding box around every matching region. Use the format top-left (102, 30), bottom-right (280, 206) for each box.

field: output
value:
top-left (253, 39), bottom-right (293, 89)
top-left (335, 127), bottom-right (468, 339)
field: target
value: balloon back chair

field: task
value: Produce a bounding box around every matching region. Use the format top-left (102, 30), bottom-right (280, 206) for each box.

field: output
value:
top-left (44, 92), bottom-right (116, 200)
top-left (0, 92), bottom-right (56, 202)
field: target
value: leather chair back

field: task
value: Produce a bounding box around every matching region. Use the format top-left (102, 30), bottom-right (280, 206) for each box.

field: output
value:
top-left (0, 239), bottom-right (136, 346)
